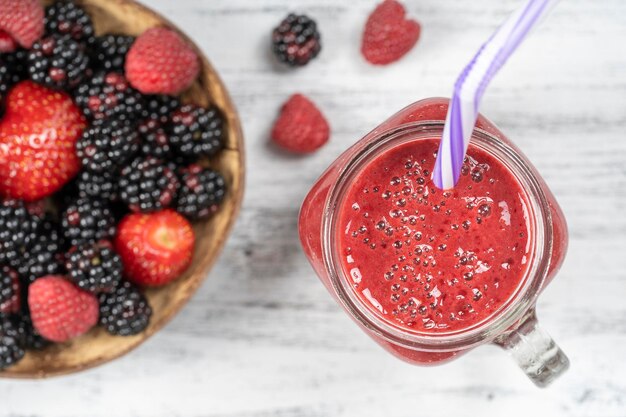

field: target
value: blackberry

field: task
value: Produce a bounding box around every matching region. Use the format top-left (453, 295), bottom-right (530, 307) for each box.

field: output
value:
top-left (169, 104), bottom-right (225, 159)
top-left (27, 35), bottom-right (90, 90)
top-left (0, 200), bottom-right (40, 268)
top-left (176, 165), bottom-right (226, 220)
top-left (13, 313), bottom-right (50, 350)
top-left (0, 315), bottom-right (25, 369)
top-left (118, 157), bottom-right (179, 213)
top-left (99, 280), bottom-right (152, 336)
top-left (271, 14), bottom-right (321, 67)
top-left (16, 223), bottom-right (65, 284)
top-left (66, 241), bottom-right (123, 294)
top-left (91, 34), bottom-right (134, 72)
top-left (0, 49), bottom-right (27, 102)
top-left (44, 0), bottom-right (95, 47)
top-left (140, 95), bottom-right (180, 123)
top-left (74, 72), bottom-right (144, 121)
top-left (61, 197), bottom-right (116, 246)
top-left (76, 118), bottom-right (140, 173)
top-left (0, 267), bottom-right (20, 314)
top-left (138, 118), bottom-right (173, 159)
top-left (76, 170), bottom-right (118, 201)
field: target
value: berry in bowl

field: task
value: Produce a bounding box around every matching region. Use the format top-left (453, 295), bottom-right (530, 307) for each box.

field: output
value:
top-left (0, 0), bottom-right (244, 377)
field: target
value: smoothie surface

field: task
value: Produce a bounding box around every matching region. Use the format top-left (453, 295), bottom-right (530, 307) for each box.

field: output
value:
top-left (337, 138), bottom-right (532, 333)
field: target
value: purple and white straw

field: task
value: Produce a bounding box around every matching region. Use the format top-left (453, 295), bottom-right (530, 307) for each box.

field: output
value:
top-left (432, 0), bottom-right (559, 190)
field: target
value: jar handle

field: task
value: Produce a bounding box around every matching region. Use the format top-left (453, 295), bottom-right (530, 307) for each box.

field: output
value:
top-left (494, 310), bottom-right (569, 387)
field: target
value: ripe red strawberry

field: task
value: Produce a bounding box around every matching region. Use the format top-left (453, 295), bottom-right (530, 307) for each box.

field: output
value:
top-left (28, 276), bottom-right (99, 343)
top-left (0, 81), bottom-right (86, 202)
top-left (0, 30), bottom-right (17, 53)
top-left (125, 27), bottom-right (199, 95)
top-left (115, 210), bottom-right (195, 287)
top-left (361, 0), bottom-right (420, 65)
top-left (271, 94), bottom-right (330, 154)
top-left (0, 0), bottom-right (44, 49)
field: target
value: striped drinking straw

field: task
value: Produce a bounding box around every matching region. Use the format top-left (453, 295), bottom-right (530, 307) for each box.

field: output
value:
top-left (432, 0), bottom-right (559, 190)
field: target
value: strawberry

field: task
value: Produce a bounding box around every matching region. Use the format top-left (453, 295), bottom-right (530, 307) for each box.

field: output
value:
top-left (0, 30), bottom-right (17, 53)
top-left (125, 27), bottom-right (199, 95)
top-left (28, 276), bottom-right (99, 343)
top-left (361, 0), bottom-right (420, 65)
top-left (0, 81), bottom-right (86, 202)
top-left (271, 94), bottom-right (330, 154)
top-left (0, 0), bottom-right (44, 49)
top-left (115, 210), bottom-right (195, 287)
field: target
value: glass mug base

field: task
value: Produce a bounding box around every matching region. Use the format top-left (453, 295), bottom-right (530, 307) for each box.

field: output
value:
top-left (299, 98), bottom-right (569, 386)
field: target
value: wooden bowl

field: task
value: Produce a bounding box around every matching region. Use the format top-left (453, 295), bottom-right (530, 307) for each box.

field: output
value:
top-left (0, 0), bottom-right (245, 378)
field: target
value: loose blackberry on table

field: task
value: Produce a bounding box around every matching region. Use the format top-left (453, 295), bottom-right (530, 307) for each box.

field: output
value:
top-left (27, 35), bottom-right (90, 90)
top-left (91, 34), bottom-right (134, 72)
top-left (98, 280), bottom-right (152, 336)
top-left (176, 164), bottom-right (226, 220)
top-left (118, 157), bottom-right (180, 213)
top-left (76, 170), bottom-right (118, 201)
top-left (61, 197), bottom-right (116, 247)
top-left (44, 0), bottom-right (95, 47)
top-left (76, 118), bottom-right (140, 173)
top-left (0, 314), bottom-right (25, 370)
top-left (74, 71), bottom-right (144, 121)
top-left (66, 240), bottom-right (123, 294)
top-left (271, 13), bottom-right (321, 67)
top-left (169, 104), bottom-right (225, 160)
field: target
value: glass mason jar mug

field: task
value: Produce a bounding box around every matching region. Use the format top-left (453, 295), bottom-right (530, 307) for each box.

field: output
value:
top-left (299, 98), bottom-right (569, 387)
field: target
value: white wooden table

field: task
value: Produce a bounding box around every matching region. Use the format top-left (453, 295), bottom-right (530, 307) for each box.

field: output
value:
top-left (3, 0), bottom-right (626, 415)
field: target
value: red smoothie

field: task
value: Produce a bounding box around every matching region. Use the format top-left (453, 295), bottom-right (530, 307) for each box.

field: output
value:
top-left (300, 98), bottom-right (568, 366)
top-left (337, 139), bottom-right (532, 334)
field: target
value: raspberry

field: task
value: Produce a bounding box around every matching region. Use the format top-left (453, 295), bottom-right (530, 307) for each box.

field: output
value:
top-left (44, 0), bottom-right (95, 47)
top-left (0, 0), bottom-right (44, 49)
top-left (66, 240), bottom-right (123, 294)
top-left (176, 165), bottom-right (226, 220)
top-left (271, 14), bottom-right (321, 67)
top-left (361, 0), bottom-right (420, 65)
top-left (98, 280), bottom-right (151, 336)
top-left (28, 275), bottom-right (99, 343)
top-left (76, 118), bottom-right (139, 173)
top-left (27, 35), bottom-right (90, 90)
top-left (74, 71), bottom-right (144, 121)
top-left (125, 27), bottom-right (199, 95)
top-left (169, 104), bottom-right (225, 160)
top-left (271, 94), bottom-right (330, 153)
top-left (91, 34), bottom-right (134, 72)
top-left (118, 157), bottom-right (179, 213)
top-left (61, 197), bottom-right (116, 247)
top-left (0, 30), bottom-right (17, 53)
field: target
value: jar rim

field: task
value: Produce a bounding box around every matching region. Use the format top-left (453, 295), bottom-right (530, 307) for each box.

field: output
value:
top-left (322, 121), bottom-right (554, 351)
